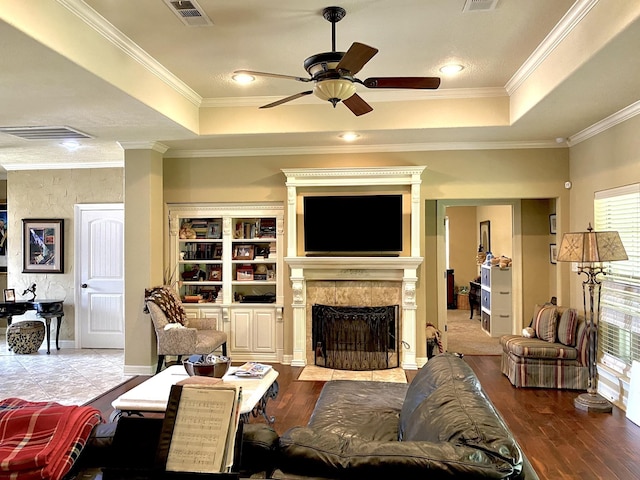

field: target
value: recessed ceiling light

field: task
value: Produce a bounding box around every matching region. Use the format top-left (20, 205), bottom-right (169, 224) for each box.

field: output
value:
top-left (339, 132), bottom-right (360, 142)
top-left (439, 64), bottom-right (465, 75)
top-left (232, 73), bottom-right (255, 84)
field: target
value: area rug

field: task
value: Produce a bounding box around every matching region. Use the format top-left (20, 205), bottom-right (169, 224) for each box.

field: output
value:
top-left (446, 308), bottom-right (502, 355)
top-left (298, 365), bottom-right (407, 383)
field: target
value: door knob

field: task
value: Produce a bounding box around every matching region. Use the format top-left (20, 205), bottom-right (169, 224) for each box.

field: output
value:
top-left (81, 283), bottom-right (88, 288)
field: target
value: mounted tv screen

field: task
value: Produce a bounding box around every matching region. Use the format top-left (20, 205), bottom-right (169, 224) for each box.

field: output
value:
top-left (303, 195), bottom-right (403, 255)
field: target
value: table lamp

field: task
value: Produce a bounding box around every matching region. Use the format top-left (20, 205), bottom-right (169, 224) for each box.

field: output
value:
top-left (556, 223), bottom-right (627, 412)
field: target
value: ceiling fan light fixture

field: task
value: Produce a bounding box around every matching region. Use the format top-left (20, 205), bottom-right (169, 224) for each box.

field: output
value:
top-left (439, 63), bottom-right (464, 75)
top-left (232, 73), bottom-right (255, 84)
top-left (313, 79), bottom-right (356, 106)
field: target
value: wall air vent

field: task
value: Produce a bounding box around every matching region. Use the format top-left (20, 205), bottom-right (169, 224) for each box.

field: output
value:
top-left (463, 0), bottom-right (499, 12)
top-left (0, 126), bottom-right (93, 140)
top-left (163, 0), bottom-right (213, 26)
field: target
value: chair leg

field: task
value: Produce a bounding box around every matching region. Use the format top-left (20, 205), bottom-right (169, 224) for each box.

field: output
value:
top-left (176, 355), bottom-right (183, 365)
top-left (222, 342), bottom-right (227, 356)
top-left (156, 355), bottom-right (165, 374)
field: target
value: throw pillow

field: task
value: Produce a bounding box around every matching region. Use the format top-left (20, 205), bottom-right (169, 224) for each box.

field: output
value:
top-left (146, 287), bottom-right (187, 325)
top-left (533, 304), bottom-right (557, 343)
top-left (522, 327), bottom-right (536, 338)
top-left (557, 308), bottom-right (578, 346)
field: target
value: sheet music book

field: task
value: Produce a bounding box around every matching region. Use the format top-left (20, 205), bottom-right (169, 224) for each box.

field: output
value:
top-left (156, 383), bottom-right (242, 474)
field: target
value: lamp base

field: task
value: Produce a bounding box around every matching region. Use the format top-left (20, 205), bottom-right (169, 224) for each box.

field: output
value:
top-left (574, 392), bottom-right (612, 413)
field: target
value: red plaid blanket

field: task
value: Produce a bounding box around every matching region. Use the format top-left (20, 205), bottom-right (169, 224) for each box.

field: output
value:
top-left (0, 398), bottom-right (101, 480)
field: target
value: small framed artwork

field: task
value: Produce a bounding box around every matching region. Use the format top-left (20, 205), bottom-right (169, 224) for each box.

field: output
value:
top-left (3, 289), bottom-right (15, 302)
top-left (22, 219), bottom-right (64, 274)
top-left (208, 265), bottom-right (222, 281)
top-left (550, 243), bottom-right (558, 264)
top-left (549, 214), bottom-right (557, 234)
top-left (206, 220), bottom-right (222, 239)
top-left (480, 220), bottom-right (491, 253)
top-left (233, 244), bottom-right (254, 260)
top-left (212, 244), bottom-right (223, 260)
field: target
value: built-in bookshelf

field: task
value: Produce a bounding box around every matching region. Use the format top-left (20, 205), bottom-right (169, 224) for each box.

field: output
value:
top-left (167, 203), bottom-right (284, 362)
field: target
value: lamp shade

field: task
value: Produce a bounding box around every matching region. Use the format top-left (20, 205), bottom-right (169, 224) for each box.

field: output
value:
top-left (313, 79), bottom-right (356, 103)
top-left (556, 223), bottom-right (628, 263)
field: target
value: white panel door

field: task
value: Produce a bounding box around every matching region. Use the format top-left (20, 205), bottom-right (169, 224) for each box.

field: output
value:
top-left (253, 309), bottom-right (275, 353)
top-left (77, 205), bottom-right (124, 348)
top-left (231, 309), bottom-right (252, 352)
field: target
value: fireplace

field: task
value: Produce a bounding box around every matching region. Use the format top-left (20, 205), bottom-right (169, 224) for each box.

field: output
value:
top-left (312, 304), bottom-right (399, 370)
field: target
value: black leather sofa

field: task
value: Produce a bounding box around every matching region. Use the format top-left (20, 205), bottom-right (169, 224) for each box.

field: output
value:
top-left (274, 353), bottom-right (539, 479)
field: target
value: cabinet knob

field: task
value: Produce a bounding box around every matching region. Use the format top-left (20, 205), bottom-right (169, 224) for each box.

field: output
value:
top-left (81, 283), bottom-right (88, 288)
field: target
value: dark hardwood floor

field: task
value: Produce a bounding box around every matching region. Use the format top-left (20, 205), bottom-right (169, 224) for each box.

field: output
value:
top-left (89, 356), bottom-right (640, 480)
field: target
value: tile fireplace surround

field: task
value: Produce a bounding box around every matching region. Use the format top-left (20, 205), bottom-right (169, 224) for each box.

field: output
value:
top-left (282, 166), bottom-right (425, 370)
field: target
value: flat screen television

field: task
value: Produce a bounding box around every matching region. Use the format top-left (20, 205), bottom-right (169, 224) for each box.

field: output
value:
top-left (303, 194), bottom-right (403, 255)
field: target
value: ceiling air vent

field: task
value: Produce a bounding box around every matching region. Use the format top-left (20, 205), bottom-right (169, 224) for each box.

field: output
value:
top-left (463, 0), bottom-right (499, 12)
top-left (163, 0), bottom-right (213, 26)
top-left (0, 126), bottom-right (92, 140)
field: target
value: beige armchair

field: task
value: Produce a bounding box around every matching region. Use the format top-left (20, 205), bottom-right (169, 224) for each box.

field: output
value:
top-left (144, 286), bottom-right (227, 373)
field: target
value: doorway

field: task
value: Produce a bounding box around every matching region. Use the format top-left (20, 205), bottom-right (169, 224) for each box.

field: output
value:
top-left (74, 204), bottom-right (124, 348)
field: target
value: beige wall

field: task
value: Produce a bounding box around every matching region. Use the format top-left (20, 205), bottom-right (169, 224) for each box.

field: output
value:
top-left (447, 206), bottom-right (478, 289)
top-left (567, 114), bottom-right (640, 308)
top-left (6, 168), bottom-right (123, 340)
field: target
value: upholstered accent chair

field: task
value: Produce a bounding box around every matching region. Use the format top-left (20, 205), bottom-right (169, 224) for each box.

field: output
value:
top-left (144, 286), bottom-right (227, 373)
top-left (500, 304), bottom-right (589, 390)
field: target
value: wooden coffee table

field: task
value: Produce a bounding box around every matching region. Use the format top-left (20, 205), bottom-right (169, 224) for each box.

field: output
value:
top-left (111, 365), bottom-right (279, 424)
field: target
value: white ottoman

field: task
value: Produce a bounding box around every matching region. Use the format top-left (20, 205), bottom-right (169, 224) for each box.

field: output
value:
top-left (7, 321), bottom-right (45, 354)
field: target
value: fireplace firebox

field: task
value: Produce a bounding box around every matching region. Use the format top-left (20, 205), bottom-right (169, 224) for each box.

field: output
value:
top-left (312, 304), bottom-right (399, 370)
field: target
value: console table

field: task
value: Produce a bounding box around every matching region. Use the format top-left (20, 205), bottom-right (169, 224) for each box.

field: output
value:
top-left (1, 300), bottom-right (64, 354)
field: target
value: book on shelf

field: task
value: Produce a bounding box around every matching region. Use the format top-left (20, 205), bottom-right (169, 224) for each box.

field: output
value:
top-left (234, 362), bottom-right (272, 378)
top-left (156, 382), bottom-right (242, 475)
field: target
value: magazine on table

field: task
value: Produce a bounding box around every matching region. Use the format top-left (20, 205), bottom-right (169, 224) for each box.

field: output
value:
top-left (234, 362), bottom-right (272, 378)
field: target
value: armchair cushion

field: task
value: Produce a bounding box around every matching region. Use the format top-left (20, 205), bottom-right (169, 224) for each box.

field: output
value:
top-left (533, 305), bottom-right (557, 343)
top-left (145, 287), bottom-right (187, 325)
top-left (557, 308), bottom-right (578, 346)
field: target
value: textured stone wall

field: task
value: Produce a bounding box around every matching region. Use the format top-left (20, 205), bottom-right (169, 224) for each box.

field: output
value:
top-left (7, 168), bottom-right (123, 342)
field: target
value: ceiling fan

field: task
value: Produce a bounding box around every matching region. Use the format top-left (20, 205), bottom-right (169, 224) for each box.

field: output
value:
top-left (234, 6), bottom-right (441, 116)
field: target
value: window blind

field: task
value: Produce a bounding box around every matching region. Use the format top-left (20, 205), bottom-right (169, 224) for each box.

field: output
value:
top-left (594, 184), bottom-right (640, 369)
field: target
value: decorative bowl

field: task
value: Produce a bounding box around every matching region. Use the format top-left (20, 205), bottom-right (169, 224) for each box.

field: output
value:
top-left (183, 354), bottom-right (231, 378)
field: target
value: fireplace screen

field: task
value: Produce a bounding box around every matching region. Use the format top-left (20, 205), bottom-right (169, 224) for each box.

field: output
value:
top-left (312, 304), bottom-right (399, 370)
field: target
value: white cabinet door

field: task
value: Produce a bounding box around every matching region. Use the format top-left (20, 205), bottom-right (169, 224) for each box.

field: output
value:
top-left (231, 309), bottom-right (252, 352)
top-left (253, 309), bottom-right (276, 353)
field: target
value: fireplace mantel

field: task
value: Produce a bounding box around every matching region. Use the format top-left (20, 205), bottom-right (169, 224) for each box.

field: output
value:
top-left (282, 166), bottom-right (425, 370)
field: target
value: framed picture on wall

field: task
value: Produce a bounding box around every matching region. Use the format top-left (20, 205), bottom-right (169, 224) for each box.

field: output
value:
top-left (22, 218), bottom-right (64, 273)
top-left (0, 204), bottom-right (6, 273)
top-left (480, 220), bottom-right (491, 253)
top-left (550, 243), bottom-right (558, 264)
top-left (549, 214), bottom-right (557, 234)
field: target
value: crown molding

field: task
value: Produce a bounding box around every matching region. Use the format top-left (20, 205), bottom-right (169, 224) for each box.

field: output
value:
top-left (59, 0), bottom-right (202, 107)
top-left (506, 0), bottom-right (598, 95)
top-left (2, 161), bottom-right (123, 171)
top-left (166, 139), bottom-right (562, 159)
top-left (568, 100), bottom-right (640, 146)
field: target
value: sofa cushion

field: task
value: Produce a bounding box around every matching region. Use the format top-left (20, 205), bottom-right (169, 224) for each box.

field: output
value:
top-left (398, 354), bottom-right (480, 440)
top-left (500, 335), bottom-right (578, 360)
top-left (309, 380), bottom-right (406, 442)
top-left (533, 305), bottom-right (557, 342)
top-left (557, 308), bottom-right (578, 346)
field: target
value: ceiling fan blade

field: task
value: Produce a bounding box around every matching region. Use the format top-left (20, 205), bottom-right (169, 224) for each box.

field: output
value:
top-left (363, 77), bottom-right (441, 89)
top-left (259, 91), bottom-right (313, 109)
top-left (234, 70), bottom-right (311, 83)
top-left (336, 42), bottom-right (379, 75)
top-left (342, 93), bottom-right (373, 116)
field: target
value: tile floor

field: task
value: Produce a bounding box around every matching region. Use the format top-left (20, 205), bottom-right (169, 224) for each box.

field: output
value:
top-left (298, 365), bottom-right (407, 383)
top-left (0, 334), bottom-right (132, 406)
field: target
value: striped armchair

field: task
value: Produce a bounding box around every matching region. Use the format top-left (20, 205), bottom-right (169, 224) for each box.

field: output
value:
top-left (500, 305), bottom-right (589, 389)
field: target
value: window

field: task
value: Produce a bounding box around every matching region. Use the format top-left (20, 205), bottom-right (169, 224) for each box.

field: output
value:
top-left (594, 184), bottom-right (640, 372)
